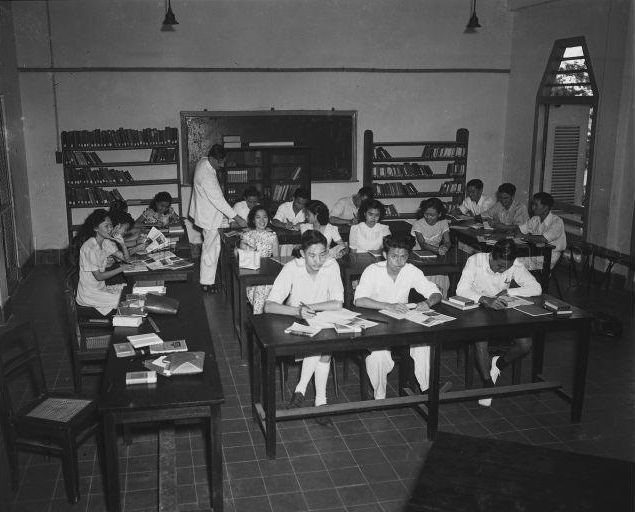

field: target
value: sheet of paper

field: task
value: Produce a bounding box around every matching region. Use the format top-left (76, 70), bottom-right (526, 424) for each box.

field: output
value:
top-left (284, 322), bottom-right (322, 337)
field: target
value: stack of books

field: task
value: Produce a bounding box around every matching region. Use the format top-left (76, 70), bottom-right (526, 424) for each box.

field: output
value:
top-left (543, 297), bottom-right (573, 315)
top-left (442, 296), bottom-right (479, 310)
top-left (223, 135), bottom-right (242, 149)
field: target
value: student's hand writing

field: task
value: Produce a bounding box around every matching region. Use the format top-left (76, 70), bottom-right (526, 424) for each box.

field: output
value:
top-left (438, 245), bottom-right (449, 256)
top-left (481, 297), bottom-right (507, 310)
top-left (389, 303), bottom-right (409, 314)
top-left (415, 301), bottom-right (431, 312)
top-left (298, 304), bottom-right (316, 319)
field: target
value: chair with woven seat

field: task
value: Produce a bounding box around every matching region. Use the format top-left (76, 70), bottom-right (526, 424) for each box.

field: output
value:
top-left (63, 281), bottom-right (113, 393)
top-left (0, 322), bottom-right (100, 503)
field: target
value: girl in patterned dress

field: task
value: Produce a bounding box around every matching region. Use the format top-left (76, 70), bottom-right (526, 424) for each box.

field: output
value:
top-left (239, 206), bottom-right (279, 313)
top-left (411, 198), bottom-right (451, 297)
top-left (137, 191), bottom-right (179, 226)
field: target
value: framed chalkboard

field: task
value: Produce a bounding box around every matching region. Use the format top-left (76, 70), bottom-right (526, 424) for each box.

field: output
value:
top-left (180, 110), bottom-right (356, 184)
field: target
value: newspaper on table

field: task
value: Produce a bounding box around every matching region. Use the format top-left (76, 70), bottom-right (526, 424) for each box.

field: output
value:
top-left (144, 227), bottom-right (170, 253)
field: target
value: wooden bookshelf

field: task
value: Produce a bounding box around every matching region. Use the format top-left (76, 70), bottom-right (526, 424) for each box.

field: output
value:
top-left (60, 127), bottom-right (181, 243)
top-left (219, 146), bottom-right (311, 214)
top-left (363, 129), bottom-right (469, 220)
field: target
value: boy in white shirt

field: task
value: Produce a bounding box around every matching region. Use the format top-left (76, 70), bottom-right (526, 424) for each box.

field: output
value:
top-left (484, 183), bottom-right (529, 231)
top-left (264, 230), bottom-right (344, 425)
top-left (516, 192), bottom-right (567, 270)
top-left (354, 234), bottom-right (442, 399)
top-left (272, 187), bottom-right (310, 230)
top-left (455, 239), bottom-right (542, 406)
top-left (456, 179), bottom-right (496, 217)
top-left (232, 186), bottom-right (260, 225)
top-left (330, 186), bottom-right (374, 225)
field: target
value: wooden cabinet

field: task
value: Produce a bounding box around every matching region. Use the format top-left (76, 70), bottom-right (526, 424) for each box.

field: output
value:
top-left (363, 129), bottom-right (469, 219)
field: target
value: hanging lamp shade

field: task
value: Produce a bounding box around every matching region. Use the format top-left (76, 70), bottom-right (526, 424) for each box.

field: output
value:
top-left (465, 0), bottom-right (481, 31)
top-left (163, 0), bottom-right (179, 25)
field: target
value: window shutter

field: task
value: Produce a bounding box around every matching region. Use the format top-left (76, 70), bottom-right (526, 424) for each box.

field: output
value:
top-left (549, 125), bottom-right (581, 204)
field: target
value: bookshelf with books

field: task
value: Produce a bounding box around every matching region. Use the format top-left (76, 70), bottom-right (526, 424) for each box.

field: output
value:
top-left (219, 145), bottom-right (311, 213)
top-left (60, 127), bottom-right (181, 242)
top-left (363, 129), bottom-right (469, 220)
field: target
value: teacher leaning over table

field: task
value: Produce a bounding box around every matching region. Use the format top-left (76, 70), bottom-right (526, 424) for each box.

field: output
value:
top-left (190, 143), bottom-right (247, 293)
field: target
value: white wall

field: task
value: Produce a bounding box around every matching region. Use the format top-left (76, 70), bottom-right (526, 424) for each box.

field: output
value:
top-left (12, 0), bottom-right (513, 249)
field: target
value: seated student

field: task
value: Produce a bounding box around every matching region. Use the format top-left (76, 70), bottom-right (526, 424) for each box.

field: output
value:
top-left (455, 239), bottom-right (542, 406)
top-left (264, 230), bottom-right (344, 425)
top-left (411, 198), bottom-right (451, 297)
top-left (454, 179), bottom-right (496, 217)
top-left (484, 183), bottom-right (529, 231)
top-left (108, 199), bottom-right (141, 243)
top-left (232, 186), bottom-right (261, 225)
top-left (330, 186), bottom-right (374, 225)
top-left (515, 192), bottom-right (566, 270)
top-left (75, 209), bottom-right (130, 316)
top-left (271, 187), bottom-right (310, 230)
top-left (137, 191), bottom-right (180, 227)
top-left (108, 209), bottom-right (146, 253)
top-left (348, 199), bottom-right (391, 254)
top-left (300, 200), bottom-right (347, 258)
top-left (354, 234), bottom-right (442, 399)
top-left (239, 205), bottom-right (279, 314)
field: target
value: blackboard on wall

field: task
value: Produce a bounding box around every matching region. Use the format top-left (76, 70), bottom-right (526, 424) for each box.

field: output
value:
top-left (180, 110), bottom-right (356, 184)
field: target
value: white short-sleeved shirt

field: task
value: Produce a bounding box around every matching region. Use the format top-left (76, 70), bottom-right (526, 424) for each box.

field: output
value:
top-left (459, 194), bottom-right (496, 216)
top-left (331, 196), bottom-right (358, 221)
top-left (518, 212), bottom-right (567, 269)
top-left (411, 219), bottom-right (450, 248)
top-left (354, 261), bottom-right (441, 304)
top-left (274, 201), bottom-right (306, 224)
top-left (484, 200), bottom-right (529, 226)
top-left (266, 257), bottom-right (344, 307)
top-left (76, 238), bottom-right (124, 314)
top-left (300, 223), bottom-right (342, 246)
top-left (233, 200), bottom-right (251, 221)
top-left (349, 222), bottom-right (391, 252)
top-left (455, 252), bottom-right (542, 303)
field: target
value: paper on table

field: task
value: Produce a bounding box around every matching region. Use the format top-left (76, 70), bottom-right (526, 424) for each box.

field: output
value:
top-left (144, 227), bottom-right (170, 253)
top-left (284, 322), bottom-right (322, 337)
top-left (403, 310), bottom-right (456, 327)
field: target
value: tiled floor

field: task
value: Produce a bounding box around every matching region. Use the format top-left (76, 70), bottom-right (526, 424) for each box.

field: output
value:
top-left (0, 264), bottom-right (633, 512)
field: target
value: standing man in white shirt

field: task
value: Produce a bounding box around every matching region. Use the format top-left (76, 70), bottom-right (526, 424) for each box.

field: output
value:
top-left (330, 186), bottom-right (374, 226)
top-left (455, 179), bottom-right (496, 217)
top-left (516, 192), bottom-right (567, 270)
top-left (189, 144), bottom-right (247, 293)
top-left (455, 239), bottom-right (542, 406)
top-left (354, 234), bottom-right (442, 400)
top-left (271, 187), bottom-right (310, 230)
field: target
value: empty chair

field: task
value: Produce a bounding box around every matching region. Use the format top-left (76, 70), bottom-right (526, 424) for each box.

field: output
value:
top-left (0, 322), bottom-right (99, 503)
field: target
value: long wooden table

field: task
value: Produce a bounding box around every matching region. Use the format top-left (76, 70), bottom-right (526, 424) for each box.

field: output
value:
top-left (247, 299), bottom-right (593, 458)
top-left (98, 281), bottom-right (224, 512)
top-left (450, 224), bottom-right (554, 291)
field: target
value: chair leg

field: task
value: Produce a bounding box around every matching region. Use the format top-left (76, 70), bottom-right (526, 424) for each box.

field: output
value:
top-left (61, 435), bottom-right (80, 504)
top-left (279, 359), bottom-right (286, 400)
top-left (465, 344), bottom-right (474, 389)
top-left (511, 360), bottom-right (522, 385)
top-left (73, 361), bottom-right (82, 395)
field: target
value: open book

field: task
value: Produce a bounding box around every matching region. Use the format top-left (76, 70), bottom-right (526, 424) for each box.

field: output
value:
top-left (380, 309), bottom-right (455, 327)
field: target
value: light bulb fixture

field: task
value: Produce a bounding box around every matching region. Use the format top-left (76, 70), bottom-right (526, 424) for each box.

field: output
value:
top-left (162, 0), bottom-right (179, 26)
top-left (465, 0), bottom-right (481, 32)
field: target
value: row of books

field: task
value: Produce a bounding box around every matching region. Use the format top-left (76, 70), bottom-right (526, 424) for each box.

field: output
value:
top-left (446, 163), bottom-right (466, 176)
top-left (439, 181), bottom-right (465, 194)
top-left (63, 151), bottom-right (102, 166)
top-left (149, 147), bottom-right (177, 163)
top-left (372, 182), bottom-right (419, 197)
top-left (61, 127), bottom-right (179, 149)
top-left (225, 168), bottom-right (263, 183)
top-left (223, 135), bottom-right (242, 149)
top-left (374, 145), bottom-right (466, 160)
top-left (372, 163), bottom-right (434, 178)
top-left (66, 167), bottom-right (133, 186)
top-left (271, 183), bottom-right (300, 202)
top-left (67, 187), bottom-right (125, 207)
top-left (271, 166), bottom-right (303, 181)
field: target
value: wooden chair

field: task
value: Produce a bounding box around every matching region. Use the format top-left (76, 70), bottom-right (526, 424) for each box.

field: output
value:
top-left (0, 322), bottom-right (99, 503)
top-left (63, 281), bottom-right (112, 394)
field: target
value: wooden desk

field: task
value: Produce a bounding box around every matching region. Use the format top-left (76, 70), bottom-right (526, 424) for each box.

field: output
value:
top-left (247, 299), bottom-right (592, 458)
top-left (451, 225), bottom-right (554, 291)
top-left (99, 281), bottom-right (224, 512)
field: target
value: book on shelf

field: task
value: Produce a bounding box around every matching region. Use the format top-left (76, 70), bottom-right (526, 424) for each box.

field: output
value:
top-left (248, 141), bottom-right (294, 148)
top-left (372, 163), bottom-right (434, 179)
top-left (223, 142), bottom-right (242, 148)
top-left (372, 182), bottom-right (420, 198)
top-left (149, 147), bottom-right (177, 163)
top-left (421, 144), bottom-right (466, 159)
top-left (223, 135), bottom-right (241, 148)
top-left (61, 127), bottom-right (178, 149)
top-left (67, 187), bottom-right (126, 207)
top-left (374, 147), bottom-right (392, 160)
top-left (383, 204), bottom-right (399, 217)
top-left (439, 181), bottom-right (464, 194)
top-left (446, 162), bottom-right (466, 176)
top-left (291, 166), bottom-right (303, 181)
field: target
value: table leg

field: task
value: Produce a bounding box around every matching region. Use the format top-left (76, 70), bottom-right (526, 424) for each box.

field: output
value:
top-left (263, 348), bottom-right (277, 459)
top-left (426, 341), bottom-right (441, 441)
top-left (531, 331), bottom-right (545, 382)
top-left (207, 407), bottom-right (223, 512)
top-left (541, 248), bottom-right (552, 292)
top-left (102, 413), bottom-right (120, 512)
top-left (238, 280), bottom-right (246, 358)
top-left (571, 324), bottom-right (591, 422)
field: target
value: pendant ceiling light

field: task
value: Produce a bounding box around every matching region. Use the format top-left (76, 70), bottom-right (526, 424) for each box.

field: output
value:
top-left (162, 0), bottom-right (179, 26)
top-left (465, 0), bottom-right (481, 32)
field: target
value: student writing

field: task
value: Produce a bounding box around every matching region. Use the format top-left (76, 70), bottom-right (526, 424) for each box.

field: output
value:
top-left (271, 187), bottom-right (310, 230)
top-left (264, 230), bottom-right (344, 425)
top-left (354, 234), bottom-right (442, 399)
top-left (329, 186), bottom-right (374, 226)
top-left (454, 178), bottom-right (495, 217)
top-left (348, 199), bottom-right (391, 254)
top-left (300, 200), bottom-right (347, 259)
top-left (455, 239), bottom-right (541, 406)
top-left (484, 183), bottom-right (529, 231)
top-left (137, 191), bottom-right (180, 227)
